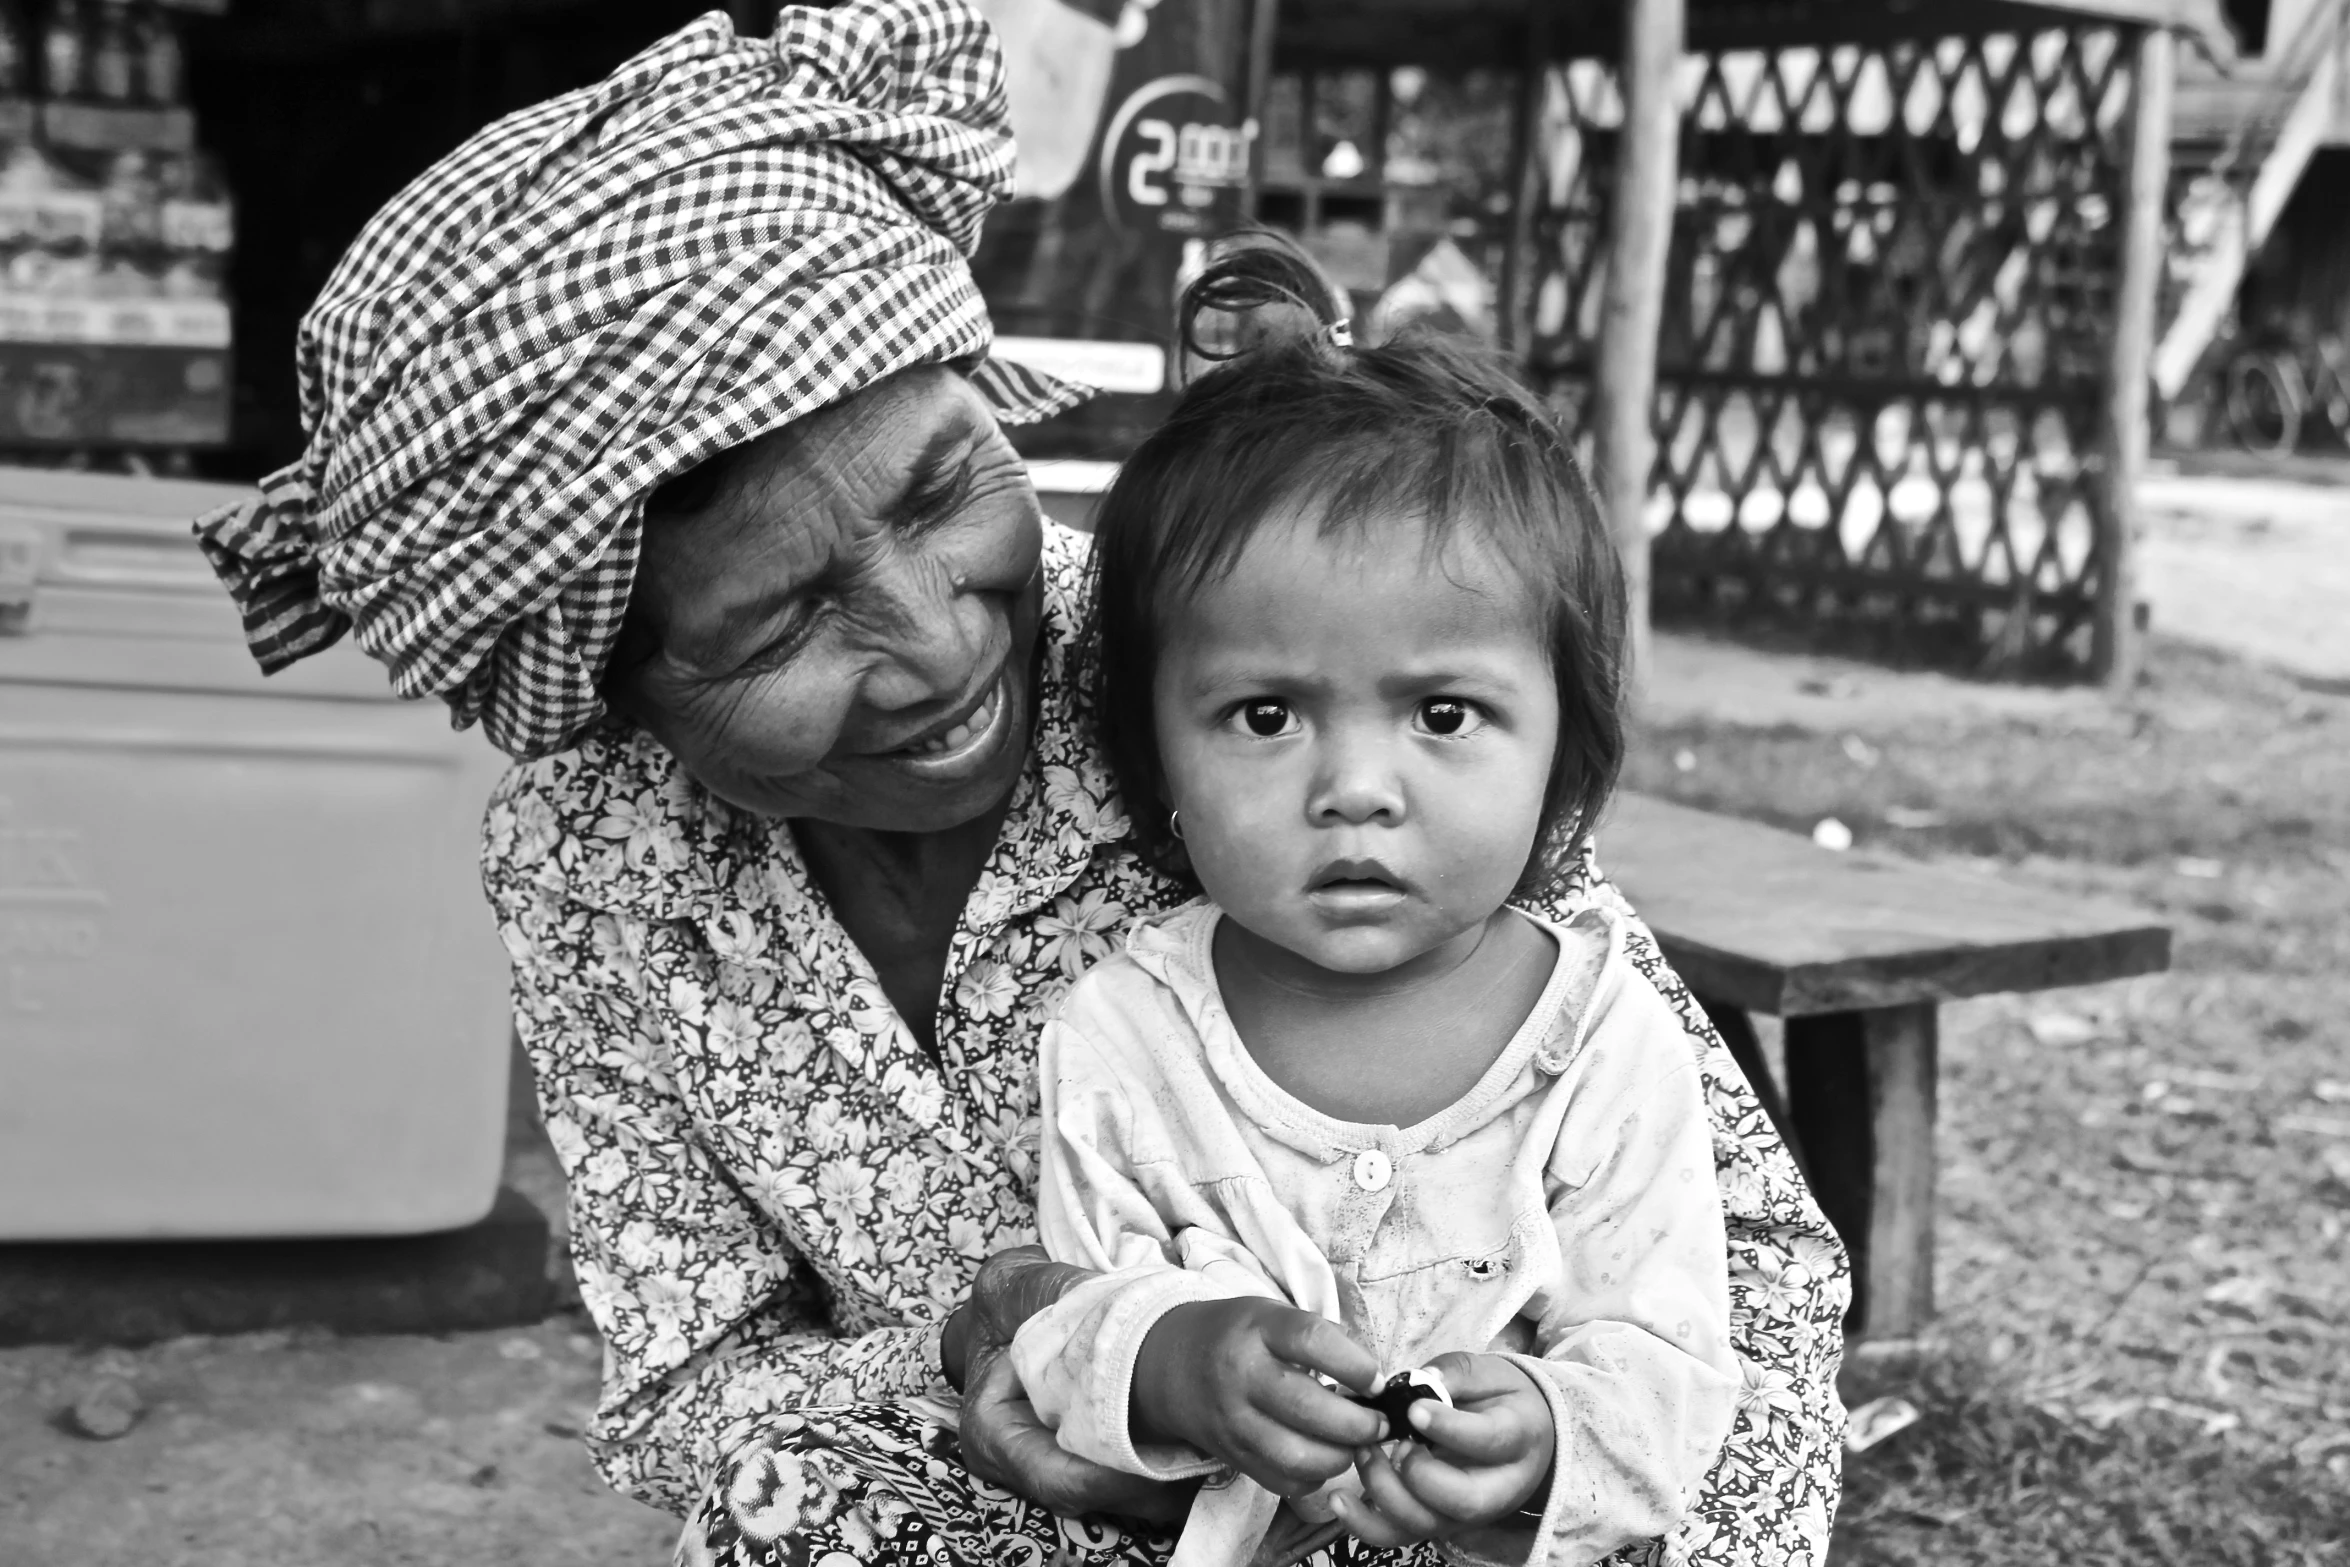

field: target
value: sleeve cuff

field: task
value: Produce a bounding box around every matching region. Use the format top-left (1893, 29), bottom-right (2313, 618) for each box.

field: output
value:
top-left (1009, 1267), bottom-right (1238, 1481)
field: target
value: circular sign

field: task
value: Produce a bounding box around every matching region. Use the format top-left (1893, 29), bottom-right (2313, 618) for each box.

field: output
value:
top-left (1098, 73), bottom-right (1250, 237)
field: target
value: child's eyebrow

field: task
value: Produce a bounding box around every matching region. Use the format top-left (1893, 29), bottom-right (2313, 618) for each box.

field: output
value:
top-left (1177, 658), bottom-right (1528, 699)
top-left (1176, 665), bottom-right (1323, 697)
top-left (1376, 665), bottom-right (1522, 695)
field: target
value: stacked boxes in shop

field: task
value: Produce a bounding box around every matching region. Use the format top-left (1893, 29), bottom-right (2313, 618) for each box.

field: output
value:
top-left (0, 0), bottom-right (229, 454)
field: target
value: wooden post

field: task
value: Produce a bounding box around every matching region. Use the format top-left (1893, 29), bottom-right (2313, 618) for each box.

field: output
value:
top-left (1592, 0), bottom-right (1684, 695)
top-left (1784, 1003), bottom-right (1939, 1339)
top-left (1497, 7), bottom-right (1551, 357)
top-left (1241, 0), bottom-right (1280, 219)
top-left (2095, 24), bottom-right (2173, 691)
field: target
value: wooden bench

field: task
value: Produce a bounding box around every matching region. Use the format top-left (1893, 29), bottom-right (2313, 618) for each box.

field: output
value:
top-left (1602, 793), bottom-right (2172, 1339)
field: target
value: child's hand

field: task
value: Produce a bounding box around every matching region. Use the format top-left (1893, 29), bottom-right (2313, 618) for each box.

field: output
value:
top-left (1133, 1298), bottom-right (1388, 1497)
top-left (1332, 1352), bottom-right (1555, 1547)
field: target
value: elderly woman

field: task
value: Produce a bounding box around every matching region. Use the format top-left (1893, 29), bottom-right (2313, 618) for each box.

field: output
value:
top-left (196, 4), bottom-right (1847, 1565)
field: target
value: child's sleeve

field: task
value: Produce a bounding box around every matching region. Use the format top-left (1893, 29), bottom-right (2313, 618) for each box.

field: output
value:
top-left (1009, 1009), bottom-right (1282, 1481)
top-left (1454, 992), bottom-right (1742, 1567)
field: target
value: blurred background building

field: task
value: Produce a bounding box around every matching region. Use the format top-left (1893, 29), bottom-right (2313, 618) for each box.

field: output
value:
top-left (0, 0), bottom-right (2332, 1252)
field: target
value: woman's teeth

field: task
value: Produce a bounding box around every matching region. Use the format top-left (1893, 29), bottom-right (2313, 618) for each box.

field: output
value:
top-left (905, 682), bottom-right (1000, 755)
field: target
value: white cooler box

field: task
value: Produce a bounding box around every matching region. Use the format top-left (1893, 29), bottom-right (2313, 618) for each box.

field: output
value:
top-left (0, 468), bottom-right (515, 1239)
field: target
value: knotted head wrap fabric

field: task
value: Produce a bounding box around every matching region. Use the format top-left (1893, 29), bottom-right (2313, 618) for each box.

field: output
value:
top-left (193, 0), bottom-right (1085, 760)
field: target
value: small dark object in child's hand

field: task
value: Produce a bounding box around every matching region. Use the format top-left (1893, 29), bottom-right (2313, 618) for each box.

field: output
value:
top-left (1351, 1366), bottom-right (1452, 1439)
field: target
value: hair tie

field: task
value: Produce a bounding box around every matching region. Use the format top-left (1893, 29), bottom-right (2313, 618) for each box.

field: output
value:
top-left (1328, 319), bottom-right (1354, 349)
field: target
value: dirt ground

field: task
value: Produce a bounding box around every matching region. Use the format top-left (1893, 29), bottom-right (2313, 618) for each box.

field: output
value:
top-left (1632, 634), bottom-right (2350, 1563)
top-left (0, 1314), bottom-right (679, 1564)
top-left (7, 612), bottom-right (2349, 1562)
top-left (2139, 462), bottom-right (2350, 685)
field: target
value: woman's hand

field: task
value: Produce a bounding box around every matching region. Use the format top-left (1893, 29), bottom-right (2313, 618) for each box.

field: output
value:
top-left (947, 1244), bottom-right (1195, 1523)
top-left (957, 1315), bottom-right (1197, 1523)
top-left (1332, 1352), bottom-right (1555, 1548)
top-left (970, 1244), bottom-right (1097, 1343)
top-left (943, 1244), bottom-right (1097, 1390)
top-left (1131, 1298), bottom-right (1387, 1498)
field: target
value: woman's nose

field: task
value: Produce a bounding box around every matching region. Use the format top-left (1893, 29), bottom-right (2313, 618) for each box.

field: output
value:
top-left (856, 551), bottom-right (990, 711)
top-left (1307, 728), bottom-right (1406, 826)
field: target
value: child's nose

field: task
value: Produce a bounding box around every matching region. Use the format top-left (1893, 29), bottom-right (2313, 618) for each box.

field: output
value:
top-left (1307, 732), bottom-right (1405, 826)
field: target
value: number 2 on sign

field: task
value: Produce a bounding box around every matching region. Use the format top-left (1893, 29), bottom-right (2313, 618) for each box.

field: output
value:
top-left (1127, 118), bottom-right (1175, 207)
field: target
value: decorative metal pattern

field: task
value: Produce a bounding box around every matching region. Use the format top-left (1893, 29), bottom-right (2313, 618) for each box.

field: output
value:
top-left (1529, 26), bottom-right (2137, 673)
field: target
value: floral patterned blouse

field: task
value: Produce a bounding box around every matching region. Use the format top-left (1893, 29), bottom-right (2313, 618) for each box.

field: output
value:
top-left (483, 523), bottom-right (1850, 1563)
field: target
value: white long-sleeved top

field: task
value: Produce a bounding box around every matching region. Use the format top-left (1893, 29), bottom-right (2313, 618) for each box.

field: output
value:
top-left (1008, 900), bottom-right (1741, 1567)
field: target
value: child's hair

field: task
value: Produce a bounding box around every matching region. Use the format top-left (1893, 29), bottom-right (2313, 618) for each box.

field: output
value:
top-left (1083, 233), bottom-right (1628, 898)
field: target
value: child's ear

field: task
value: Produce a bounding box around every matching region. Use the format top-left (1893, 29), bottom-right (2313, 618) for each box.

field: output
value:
top-left (1151, 801), bottom-right (1198, 885)
top-left (1160, 803), bottom-right (1195, 878)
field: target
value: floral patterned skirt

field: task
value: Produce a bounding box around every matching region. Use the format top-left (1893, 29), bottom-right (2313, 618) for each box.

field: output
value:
top-left (675, 1398), bottom-right (1444, 1567)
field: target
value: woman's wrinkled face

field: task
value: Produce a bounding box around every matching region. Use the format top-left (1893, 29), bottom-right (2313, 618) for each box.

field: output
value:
top-left (615, 367), bottom-right (1045, 831)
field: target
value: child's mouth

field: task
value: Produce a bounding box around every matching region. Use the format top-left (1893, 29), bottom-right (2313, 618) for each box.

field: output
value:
top-left (1308, 859), bottom-right (1407, 910)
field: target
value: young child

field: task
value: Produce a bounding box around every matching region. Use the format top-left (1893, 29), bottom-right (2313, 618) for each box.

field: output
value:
top-left (1007, 242), bottom-right (1741, 1567)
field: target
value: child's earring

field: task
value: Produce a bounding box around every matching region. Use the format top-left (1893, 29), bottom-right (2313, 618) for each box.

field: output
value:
top-left (1168, 809), bottom-right (1184, 841)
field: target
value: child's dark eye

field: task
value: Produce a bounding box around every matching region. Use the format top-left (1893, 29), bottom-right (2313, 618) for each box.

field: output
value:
top-left (1418, 699), bottom-right (1482, 737)
top-left (1235, 700), bottom-right (1297, 738)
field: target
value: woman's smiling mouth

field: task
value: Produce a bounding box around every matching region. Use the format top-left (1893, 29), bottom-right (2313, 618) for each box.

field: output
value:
top-left (881, 665), bottom-right (1017, 778)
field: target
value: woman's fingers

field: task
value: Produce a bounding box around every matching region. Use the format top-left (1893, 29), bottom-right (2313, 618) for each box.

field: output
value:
top-left (952, 1338), bottom-right (1043, 1488)
top-left (1258, 1308), bottom-right (1382, 1394)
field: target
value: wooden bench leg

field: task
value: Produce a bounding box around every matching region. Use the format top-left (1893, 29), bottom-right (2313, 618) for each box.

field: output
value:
top-left (1782, 1003), bottom-right (1938, 1338)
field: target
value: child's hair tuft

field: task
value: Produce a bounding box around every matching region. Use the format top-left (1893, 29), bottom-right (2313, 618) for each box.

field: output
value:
top-left (1082, 231), bottom-right (1628, 899)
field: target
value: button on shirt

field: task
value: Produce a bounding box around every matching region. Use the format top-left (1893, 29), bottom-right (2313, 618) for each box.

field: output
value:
top-left (1010, 902), bottom-right (1741, 1567)
top-left (484, 533), bottom-right (1849, 1564)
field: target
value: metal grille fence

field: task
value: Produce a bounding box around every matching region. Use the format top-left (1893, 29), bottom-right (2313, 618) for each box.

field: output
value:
top-left (1529, 26), bottom-right (2136, 673)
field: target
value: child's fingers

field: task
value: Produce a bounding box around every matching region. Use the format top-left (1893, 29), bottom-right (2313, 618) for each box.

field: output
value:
top-left (1329, 1492), bottom-right (1419, 1551)
top-left (1406, 1396), bottom-right (1541, 1465)
top-left (1350, 1446), bottom-right (1448, 1539)
top-left (1423, 1350), bottom-right (1537, 1406)
top-left (1260, 1310), bottom-right (1382, 1394)
top-left (1251, 1364), bottom-right (1386, 1449)
top-left (1330, 1489), bottom-right (1426, 1551)
top-left (1226, 1410), bottom-right (1361, 1497)
top-left (1393, 1445), bottom-right (1535, 1523)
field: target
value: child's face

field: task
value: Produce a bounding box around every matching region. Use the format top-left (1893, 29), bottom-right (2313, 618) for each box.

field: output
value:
top-left (1152, 506), bottom-right (1560, 977)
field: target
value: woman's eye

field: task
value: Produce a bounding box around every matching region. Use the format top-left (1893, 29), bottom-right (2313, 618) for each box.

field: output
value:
top-left (1237, 700), bottom-right (1296, 738)
top-left (1419, 699), bottom-right (1482, 737)
top-left (738, 602), bottom-right (821, 675)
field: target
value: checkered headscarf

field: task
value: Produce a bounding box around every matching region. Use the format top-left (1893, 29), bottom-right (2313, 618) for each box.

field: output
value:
top-left (193, 0), bottom-right (1083, 760)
